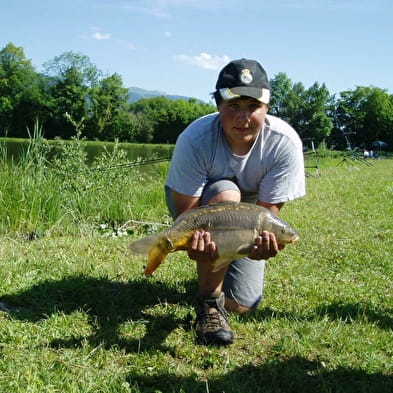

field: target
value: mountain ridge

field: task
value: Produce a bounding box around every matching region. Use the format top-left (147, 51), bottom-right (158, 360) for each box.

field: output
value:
top-left (128, 86), bottom-right (206, 104)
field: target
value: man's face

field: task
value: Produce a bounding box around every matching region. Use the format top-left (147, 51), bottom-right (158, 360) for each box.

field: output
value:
top-left (218, 97), bottom-right (268, 154)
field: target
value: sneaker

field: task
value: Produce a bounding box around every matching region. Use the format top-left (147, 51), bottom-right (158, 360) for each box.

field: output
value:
top-left (195, 292), bottom-right (234, 346)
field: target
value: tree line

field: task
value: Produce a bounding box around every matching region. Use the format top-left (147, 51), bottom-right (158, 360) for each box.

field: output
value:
top-left (1, 42), bottom-right (392, 149)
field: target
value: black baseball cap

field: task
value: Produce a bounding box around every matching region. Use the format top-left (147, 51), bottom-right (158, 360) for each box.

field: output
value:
top-left (215, 58), bottom-right (270, 104)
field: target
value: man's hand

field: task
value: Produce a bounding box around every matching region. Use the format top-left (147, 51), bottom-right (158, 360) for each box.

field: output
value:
top-left (188, 229), bottom-right (284, 263)
top-left (187, 230), bottom-right (218, 263)
top-left (248, 231), bottom-right (284, 260)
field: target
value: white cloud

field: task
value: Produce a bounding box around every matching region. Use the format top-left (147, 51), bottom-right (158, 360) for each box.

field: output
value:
top-left (164, 31), bottom-right (172, 38)
top-left (174, 53), bottom-right (230, 70)
top-left (92, 31), bottom-right (112, 41)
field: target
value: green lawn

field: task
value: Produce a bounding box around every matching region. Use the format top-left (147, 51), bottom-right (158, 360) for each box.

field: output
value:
top-left (0, 157), bottom-right (392, 392)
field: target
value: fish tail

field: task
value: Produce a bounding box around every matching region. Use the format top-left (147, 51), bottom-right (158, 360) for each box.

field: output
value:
top-left (144, 248), bottom-right (169, 276)
top-left (129, 235), bottom-right (170, 276)
top-left (129, 235), bottom-right (159, 255)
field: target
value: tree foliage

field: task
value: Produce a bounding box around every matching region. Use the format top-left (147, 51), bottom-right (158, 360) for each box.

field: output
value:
top-left (130, 97), bottom-right (216, 143)
top-left (86, 73), bottom-right (131, 140)
top-left (0, 42), bottom-right (392, 150)
top-left (332, 86), bottom-right (393, 148)
top-left (270, 75), bottom-right (333, 143)
top-left (0, 43), bottom-right (47, 137)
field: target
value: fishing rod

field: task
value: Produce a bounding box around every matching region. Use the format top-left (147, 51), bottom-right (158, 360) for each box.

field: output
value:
top-left (56, 157), bottom-right (171, 175)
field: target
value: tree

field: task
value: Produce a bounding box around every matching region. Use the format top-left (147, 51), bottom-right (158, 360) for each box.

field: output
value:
top-left (300, 82), bottom-right (333, 142)
top-left (127, 112), bottom-right (155, 143)
top-left (333, 86), bottom-right (393, 148)
top-left (0, 43), bottom-right (46, 137)
top-left (130, 97), bottom-right (216, 144)
top-left (86, 73), bottom-right (131, 140)
top-left (282, 81), bottom-right (307, 132)
top-left (269, 75), bottom-right (333, 144)
top-left (43, 51), bottom-right (101, 88)
top-left (43, 52), bottom-right (101, 139)
top-left (363, 88), bottom-right (393, 147)
top-left (269, 72), bottom-right (292, 118)
top-left (44, 65), bottom-right (89, 139)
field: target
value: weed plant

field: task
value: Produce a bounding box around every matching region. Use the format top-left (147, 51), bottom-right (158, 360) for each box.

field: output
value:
top-left (0, 129), bottom-right (168, 239)
top-left (0, 133), bottom-right (392, 392)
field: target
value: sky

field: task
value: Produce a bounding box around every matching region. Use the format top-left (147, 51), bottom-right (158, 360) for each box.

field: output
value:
top-left (2, 0), bottom-right (393, 103)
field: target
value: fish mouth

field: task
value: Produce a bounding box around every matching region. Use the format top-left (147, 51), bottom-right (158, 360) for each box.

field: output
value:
top-left (290, 236), bottom-right (299, 244)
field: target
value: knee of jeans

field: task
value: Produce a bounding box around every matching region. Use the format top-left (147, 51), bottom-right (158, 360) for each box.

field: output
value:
top-left (200, 179), bottom-right (241, 206)
top-left (208, 189), bottom-right (241, 204)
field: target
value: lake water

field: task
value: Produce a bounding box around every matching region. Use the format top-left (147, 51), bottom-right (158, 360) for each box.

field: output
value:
top-left (1, 139), bottom-right (174, 164)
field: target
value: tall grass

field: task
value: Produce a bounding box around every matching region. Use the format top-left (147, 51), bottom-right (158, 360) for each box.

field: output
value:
top-left (0, 124), bottom-right (61, 237)
top-left (0, 129), bottom-right (168, 238)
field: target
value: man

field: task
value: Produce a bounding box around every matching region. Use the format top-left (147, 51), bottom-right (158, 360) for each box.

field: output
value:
top-left (165, 58), bottom-right (305, 346)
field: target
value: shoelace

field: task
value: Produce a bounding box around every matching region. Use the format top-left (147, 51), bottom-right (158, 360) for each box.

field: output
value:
top-left (197, 299), bottom-right (229, 329)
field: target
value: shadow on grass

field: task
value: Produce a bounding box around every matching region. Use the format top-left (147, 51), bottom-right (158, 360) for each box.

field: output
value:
top-left (315, 301), bottom-right (393, 330)
top-left (2, 278), bottom-right (391, 391)
top-left (2, 276), bottom-right (391, 354)
top-left (252, 302), bottom-right (392, 331)
top-left (0, 274), bottom-right (197, 352)
top-left (126, 356), bottom-right (393, 393)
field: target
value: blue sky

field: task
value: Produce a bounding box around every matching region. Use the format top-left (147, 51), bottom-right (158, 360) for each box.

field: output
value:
top-left (2, 0), bottom-right (392, 103)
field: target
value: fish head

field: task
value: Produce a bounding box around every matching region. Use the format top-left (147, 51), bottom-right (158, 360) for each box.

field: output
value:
top-left (265, 216), bottom-right (299, 244)
top-left (279, 226), bottom-right (299, 243)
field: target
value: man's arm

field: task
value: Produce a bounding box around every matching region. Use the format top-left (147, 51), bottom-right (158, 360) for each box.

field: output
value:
top-left (170, 189), bottom-right (201, 219)
top-left (257, 200), bottom-right (284, 216)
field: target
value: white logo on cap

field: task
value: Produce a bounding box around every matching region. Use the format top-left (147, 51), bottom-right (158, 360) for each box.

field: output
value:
top-left (240, 68), bottom-right (253, 84)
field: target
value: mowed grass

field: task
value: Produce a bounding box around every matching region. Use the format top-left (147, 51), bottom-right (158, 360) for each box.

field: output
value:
top-left (0, 157), bottom-right (392, 392)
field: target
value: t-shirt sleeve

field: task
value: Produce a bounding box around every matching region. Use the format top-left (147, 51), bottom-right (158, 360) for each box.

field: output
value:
top-left (165, 133), bottom-right (208, 197)
top-left (258, 137), bottom-right (305, 204)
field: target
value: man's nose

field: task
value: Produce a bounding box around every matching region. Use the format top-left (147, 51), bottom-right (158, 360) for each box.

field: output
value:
top-left (236, 108), bottom-right (251, 120)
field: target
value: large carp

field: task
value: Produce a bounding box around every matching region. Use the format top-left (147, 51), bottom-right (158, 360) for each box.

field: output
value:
top-left (130, 202), bottom-right (299, 276)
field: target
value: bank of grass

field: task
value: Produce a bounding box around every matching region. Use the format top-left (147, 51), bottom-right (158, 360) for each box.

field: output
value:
top-left (0, 135), bottom-right (169, 238)
top-left (0, 141), bottom-right (392, 392)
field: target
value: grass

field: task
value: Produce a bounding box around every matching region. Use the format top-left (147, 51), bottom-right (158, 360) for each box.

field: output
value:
top-left (0, 140), bottom-right (392, 392)
top-left (0, 134), bottom-right (170, 238)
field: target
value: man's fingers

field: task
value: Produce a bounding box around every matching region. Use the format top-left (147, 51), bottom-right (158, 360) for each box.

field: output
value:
top-left (197, 231), bottom-right (205, 252)
top-left (249, 231), bottom-right (281, 260)
top-left (190, 231), bottom-right (200, 250)
top-left (188, 230), bottom-right (218, 262)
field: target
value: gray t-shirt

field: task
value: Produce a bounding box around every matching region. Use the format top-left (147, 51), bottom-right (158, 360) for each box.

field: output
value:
top-left (165, 112), bottom-right (306, 204)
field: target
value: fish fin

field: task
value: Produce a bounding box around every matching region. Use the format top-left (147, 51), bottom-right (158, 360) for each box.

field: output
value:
top-left (235, 244), bottom-right (253, 255)
top-left (130, 235), bottom-right (169, 276)
top-left (144, 247), bottom-right (169, 276)
top-left (211, 258), bottom-right (232, 272)
top-left (211, 244), bottom-right (252, 272)
top-left (129, 235), bottom-right (159, 255)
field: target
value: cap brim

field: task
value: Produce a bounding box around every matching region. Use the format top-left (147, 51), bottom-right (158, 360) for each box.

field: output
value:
top-left (219, 87), bottom-right (270, 104)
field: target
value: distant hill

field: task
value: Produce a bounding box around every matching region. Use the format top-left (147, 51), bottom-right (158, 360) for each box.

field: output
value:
top-left (128, 86), bottom-right (205, 104)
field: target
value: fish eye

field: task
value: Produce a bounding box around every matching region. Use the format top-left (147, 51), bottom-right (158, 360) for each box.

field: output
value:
top-left (281, 229), bottom-right (286, 234)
